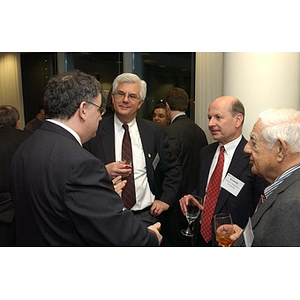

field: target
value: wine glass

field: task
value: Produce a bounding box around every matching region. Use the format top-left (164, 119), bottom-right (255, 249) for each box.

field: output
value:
top-left (181, 195), bottom-right (203, 237)
top-left (214, 213), bottom-right (234, 247)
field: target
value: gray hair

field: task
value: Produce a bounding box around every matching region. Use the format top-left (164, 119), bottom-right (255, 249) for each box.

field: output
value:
top-left (259, 108), bottom-right (300, 153)
top-left (112, 73), bottom-right (147, 101)
top-left (0, 105), bottom-right (20, 127)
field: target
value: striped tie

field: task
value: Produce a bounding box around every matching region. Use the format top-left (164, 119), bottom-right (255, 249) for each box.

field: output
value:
top-left (121, 123), bottom-right (136, 209)
top-left (201, 146), bottom-right (225, 243)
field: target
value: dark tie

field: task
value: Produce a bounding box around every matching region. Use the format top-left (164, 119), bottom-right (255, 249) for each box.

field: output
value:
top-left (201, 145), bottom-right (225, 243)
top-left (121, 123), bottom-right (136, 209)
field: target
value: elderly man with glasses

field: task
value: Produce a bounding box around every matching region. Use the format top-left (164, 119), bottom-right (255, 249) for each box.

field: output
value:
top-left (85, 73), bottom-right (182, 229)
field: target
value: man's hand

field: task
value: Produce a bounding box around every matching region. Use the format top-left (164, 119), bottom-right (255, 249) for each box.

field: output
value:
top-left (179, 194), bottom-right (203, 216)
top-left (112, 175), bottom-right (127, 196)
top-left (150, 200), bottom-right (170, 217)
top-left (105, 161), bottom-right (132, 179)
top-left (148, 222), bottom-right (163, 245)
top-left (216, 224), bottom-right (243, 246)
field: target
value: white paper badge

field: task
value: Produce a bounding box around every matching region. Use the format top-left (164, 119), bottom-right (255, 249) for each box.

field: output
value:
top-left (243, 217), bottom-right (254, 247)
top-left (221, 173), bottom-right (245, 197)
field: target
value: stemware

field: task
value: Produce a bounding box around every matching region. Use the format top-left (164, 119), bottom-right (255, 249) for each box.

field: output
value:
top-left (181, 195), bottom-right (203, 237)
top-left (214, 213), bottom-right (234, 247)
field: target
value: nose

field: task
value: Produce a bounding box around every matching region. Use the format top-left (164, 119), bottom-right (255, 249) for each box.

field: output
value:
top-left (244, 141), bottom-right (251, 154)
top-left (122, 94), bottom-right (130, 102)
top-left (208, 118), bottom-right (215, 127)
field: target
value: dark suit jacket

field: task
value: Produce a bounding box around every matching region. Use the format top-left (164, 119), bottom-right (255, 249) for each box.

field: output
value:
top-left (84, 114), bottom-right (182, 207)
top-left (164, 114), bottom-right (208, 223)
top-left (194, 136), bottom-right (268, 245)
top-left (10, 121), bottom-right (159, 246)
top-left (0, 125), bottom-right (30, 223)
top-left (235, 168), bottom-right (300, 247)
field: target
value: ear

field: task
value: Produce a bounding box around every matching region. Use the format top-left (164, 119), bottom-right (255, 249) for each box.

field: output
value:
top-left (137, 99), bottom-right (144, 109)
top-left (235, 113), bottom-right (244, 128)
top-left (78, 102), bottom-right (87, 121)
top-left (15, 119), bottom-right (21, 129)
top-left (277, 139), bottom-right (288, 162)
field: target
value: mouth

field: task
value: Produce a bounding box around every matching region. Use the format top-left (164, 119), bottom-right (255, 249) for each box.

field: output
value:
top-left (210, 129), bottom-right (220, 135)
top-left (119, 105), bottom-right (131, 110)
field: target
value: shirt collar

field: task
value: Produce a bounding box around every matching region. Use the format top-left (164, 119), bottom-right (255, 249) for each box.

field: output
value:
top-left (220, 135), bottom-right (242, 157)
top-left (46, 119), bottom-right (82, 146)
top-left (171, 112), bottom-right (186, 124)
top-left (264, 164), bottom-right (300, 199)
top-left (114, 114), bottom-right (137, 130)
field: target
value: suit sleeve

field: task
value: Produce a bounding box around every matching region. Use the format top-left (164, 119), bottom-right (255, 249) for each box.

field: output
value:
top-left (64, 156), bottom-right (158, 246)
top-left (156, 128), bottom-right (182, 207)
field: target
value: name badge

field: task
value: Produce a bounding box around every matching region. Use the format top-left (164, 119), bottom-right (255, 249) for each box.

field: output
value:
top-left (243, 217), bottom-right (254, 247)
top-left (221, 173), bottom-right (245, 196)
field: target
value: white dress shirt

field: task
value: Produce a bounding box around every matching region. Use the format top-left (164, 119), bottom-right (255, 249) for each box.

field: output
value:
top-left (206, 135), bottom-right (242, 190)
top-left (114, 115), bottom-right (155, 210)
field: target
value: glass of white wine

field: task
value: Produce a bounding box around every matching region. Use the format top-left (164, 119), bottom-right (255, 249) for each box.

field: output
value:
top-left (214, 213), bottom-right (234, 247)
top-left (181, 195), bottom-right (203, 237)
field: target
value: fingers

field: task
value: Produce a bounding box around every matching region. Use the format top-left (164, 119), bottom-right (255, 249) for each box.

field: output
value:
top-left (150, 203), bottom-right (161, 217)
top-left (179, 194), bottom-right (190, 215)
top-left (152, 222), bottom-right (161, 231)
top-left (112, 175), bottom-right (122, 185)
top-left (147, 222), bottom-right (163, 245)
top-left (112, 176), bottom-right (127, 195)
top-left (150, 201), bottom-right (169, 217)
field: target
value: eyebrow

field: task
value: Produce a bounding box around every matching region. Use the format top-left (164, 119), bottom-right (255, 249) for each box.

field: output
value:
top-left (249, 132), bottom-right (257, 140)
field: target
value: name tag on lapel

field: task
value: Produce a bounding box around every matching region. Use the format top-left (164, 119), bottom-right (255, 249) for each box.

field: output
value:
top-left (221, 173), bottom-right (245, 196)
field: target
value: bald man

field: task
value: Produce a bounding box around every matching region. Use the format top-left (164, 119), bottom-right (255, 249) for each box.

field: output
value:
top-left (180, 96), bottom-right (268, 246)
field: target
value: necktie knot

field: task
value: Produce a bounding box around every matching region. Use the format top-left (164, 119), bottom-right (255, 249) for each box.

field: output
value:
top-left (220, 145), bottom-right (225, 154)
top-left (123, 123), bottom-right (129, 131)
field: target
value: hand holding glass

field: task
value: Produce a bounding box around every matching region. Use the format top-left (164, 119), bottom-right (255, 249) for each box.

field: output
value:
top-left (118, 160), bottom-right (132, 178)
top-left (181, 195), bottom-right (203, 237)
top-left (214, 213), bottom-right (234, 247)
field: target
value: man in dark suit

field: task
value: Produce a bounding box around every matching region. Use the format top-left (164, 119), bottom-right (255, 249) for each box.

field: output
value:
top-left (180, 96), bottom-right (267, 246)
top-left (220, 108), bottom-right (300, 246)
top-left (161, 87), bottom-right (208, 246)
top-left (0, 105), bottom-right (30, 246)
top-left (10, 70), bottom-right (162, 246)
top-left (84, 73), bottom-right (181, 227)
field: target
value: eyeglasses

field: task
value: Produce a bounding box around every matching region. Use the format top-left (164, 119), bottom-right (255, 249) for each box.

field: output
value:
top-left (114, 90), bottom-right (140, 101)
top-left (87, 102), bottom-right (106, 116)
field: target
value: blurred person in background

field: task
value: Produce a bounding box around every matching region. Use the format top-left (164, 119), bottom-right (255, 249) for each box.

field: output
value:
top-left (0, 105), bottom-right (30, 246)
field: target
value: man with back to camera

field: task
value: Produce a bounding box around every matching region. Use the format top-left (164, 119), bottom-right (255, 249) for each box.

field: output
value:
top-left (84, 73), bottom-right (182, 227)
top-left (161, 87), bottom-right (208, 246)
top-left (10, 70), bottom-right (162, 246)
top-left (0, 105), bottom-right (30, 246)
top-left (180, 96), bottom-right (268, 246)
top-left (218, 108), bottom-right (300, 246)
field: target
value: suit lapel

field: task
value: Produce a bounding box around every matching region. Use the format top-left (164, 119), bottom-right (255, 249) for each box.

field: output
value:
top-left (214, 137), bottom-right (248, 213)
top-left (136, 119), bottom-right (153, 160)
top-left (99, 115), bottom-right (115, 162)
top-left (199, 143), bottom-right (218, 196)
top-left (251, 168), bottom-right (300, 229)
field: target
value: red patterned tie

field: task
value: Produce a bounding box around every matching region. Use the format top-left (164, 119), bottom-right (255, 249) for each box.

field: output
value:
top-left (121, 123), bottom-right (136, 209)
top-left (201, 145), bottom-right (225, 243)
